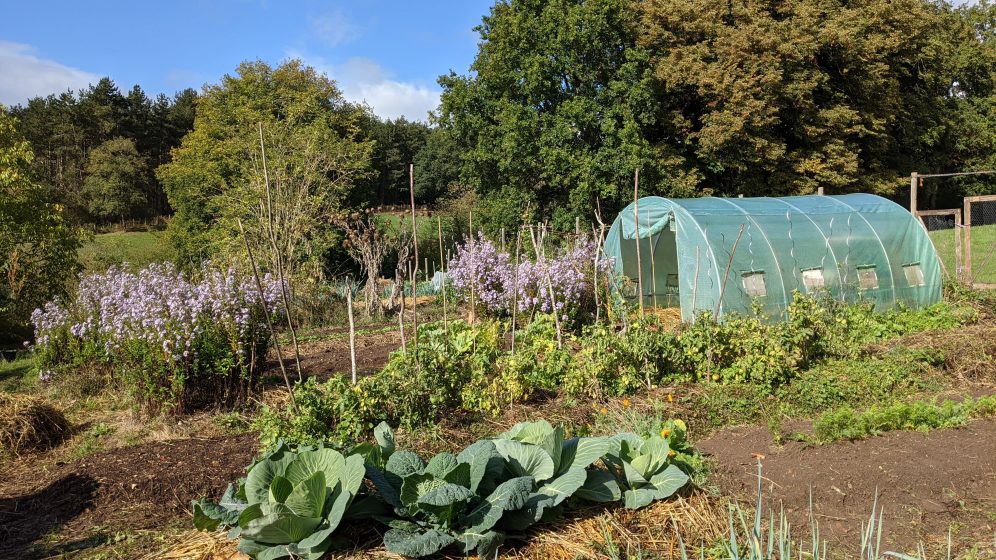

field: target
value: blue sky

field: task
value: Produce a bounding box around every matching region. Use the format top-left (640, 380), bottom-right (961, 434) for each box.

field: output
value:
top-left (0, 1), bottom-right (495, 121)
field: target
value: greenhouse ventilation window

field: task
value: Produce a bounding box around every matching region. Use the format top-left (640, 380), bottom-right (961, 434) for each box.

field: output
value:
top-left (801, 268), bottom-right (825, 292)
top-left (903, 263), bottom-right (925, 287)
top-left (857, 265), bottom-right (879, 290)
top-left (742, 271), bottom-right (767, 297)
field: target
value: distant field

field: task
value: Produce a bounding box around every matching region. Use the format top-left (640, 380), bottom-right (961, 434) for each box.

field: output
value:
top-left (79, 230), bottom-right (173, 273)
top-left (928, 222), bottom-right (996, 284)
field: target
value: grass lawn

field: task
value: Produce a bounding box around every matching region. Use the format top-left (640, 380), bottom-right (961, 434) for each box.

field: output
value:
top-left (79, 230), bottom-right (173, 273)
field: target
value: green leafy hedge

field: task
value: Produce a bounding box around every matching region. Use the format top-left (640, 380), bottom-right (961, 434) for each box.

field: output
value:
top-left (195, 419), bottom-right (696, 559)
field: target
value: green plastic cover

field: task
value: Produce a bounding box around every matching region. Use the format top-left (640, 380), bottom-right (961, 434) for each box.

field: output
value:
top-left (601, 194), bottom-right (942, 321)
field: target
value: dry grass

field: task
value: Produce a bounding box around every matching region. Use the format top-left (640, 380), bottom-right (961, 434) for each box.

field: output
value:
top-left (0, 393), bottom-right (71, 455)
top-left (873, 322), bottom-right (996, 384)
top-left (150, 491), bottom-right (728, 560)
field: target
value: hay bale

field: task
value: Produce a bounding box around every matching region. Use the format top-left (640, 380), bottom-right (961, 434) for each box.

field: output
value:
top-left (0, 393), bottom-right (71, 455)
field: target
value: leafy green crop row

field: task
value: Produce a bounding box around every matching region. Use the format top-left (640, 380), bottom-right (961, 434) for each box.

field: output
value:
top-left (194, 419), bottom-right (696, 559)
top-left (811, 395), bottom-right (996, 443)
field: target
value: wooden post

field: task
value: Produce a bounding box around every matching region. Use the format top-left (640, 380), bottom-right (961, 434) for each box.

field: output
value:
top-left (408, 164), bottom-right (419, 348)
top-left (964, 197), bottom-right (973, 284)
top-left (633, 169), bottom-right (644, 318)
top-left (437, 216), bottom-right (448, 332)
top-left (817, 186), bottom-right (824, 196)
top-left (955, 209), bottom-right (963, 281)
top-left (511, 227), bottom-right (522, 355)
top-left (468, 211), bottom-right (475, 323)
top-left (347, 281), bottom-right (357, 384)
top-left (910, 172), bottom-right (919, 214)
top-left (501, 227), bottom-right (506, 252)
top-left (398, 268), bottom-right (407, 354)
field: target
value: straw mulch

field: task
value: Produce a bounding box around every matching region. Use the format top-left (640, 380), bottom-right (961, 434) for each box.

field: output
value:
top-left (0, 393), bottom-right (71, 455)
top-left (149, 490), bottom-right (726, 560)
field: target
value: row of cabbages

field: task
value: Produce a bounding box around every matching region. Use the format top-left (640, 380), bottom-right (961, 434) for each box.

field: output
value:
top-left (30, 263), bottom-right (281, 413)
top-left (446, 233), bottom-right (613, 325)
top-left (193, 419), bottom-right (694, 559)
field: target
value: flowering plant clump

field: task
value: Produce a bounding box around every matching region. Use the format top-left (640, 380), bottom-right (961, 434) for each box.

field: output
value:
top-left (30, 263), bottom-right (281, 413)
top-left (447, 233), bottom-right (612, 325)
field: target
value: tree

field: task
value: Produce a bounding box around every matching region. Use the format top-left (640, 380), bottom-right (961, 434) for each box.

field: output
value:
top-left (0, 107), bottom-right (82, 336)
top-left (437, 0), bottom-right (665, 233)
top-left (638, 0), bottom-right (995, 198)
top-left (10, 79), bottom-right (196, 223)
top-left (439, 0), bottom-right (996, 229)
top-left (157, 60), bottom-right (373, 275)
top-left (356, 116), bottom-right (430, 206)
top-left (82, 137), bottom-right (148, 222)
top-left (413, 127), bottom-right (462, 204)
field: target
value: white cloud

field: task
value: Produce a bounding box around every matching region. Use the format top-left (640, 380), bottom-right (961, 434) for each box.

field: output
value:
top-left (290, 53), bottom-right (440, 122)
top-left (309, 9), bottom-right (359, 48)
top-left (0, 41), bottom-right (98, 106)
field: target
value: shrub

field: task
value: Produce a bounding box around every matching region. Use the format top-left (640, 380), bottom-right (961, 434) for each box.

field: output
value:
top-left (30, 263), bottom-right (280, 413)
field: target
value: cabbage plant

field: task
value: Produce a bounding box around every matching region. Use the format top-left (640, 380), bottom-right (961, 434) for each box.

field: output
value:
top-left (192, 443), bottom-right (366, 560)
top-left (367, 438), bottom-right (533, 558)
top-left (600, 432), bottom-right (690, 509)
top-left (491, 420), bottom-right (614, 530)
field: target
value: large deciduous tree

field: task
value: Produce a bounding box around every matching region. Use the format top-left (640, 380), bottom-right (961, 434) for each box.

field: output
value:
top-left (437, 0), bottom-right (665, 233)
top-left (157, 60), bottom-right (373, 275)
top-left (0, 107), bottom-right (82, 335)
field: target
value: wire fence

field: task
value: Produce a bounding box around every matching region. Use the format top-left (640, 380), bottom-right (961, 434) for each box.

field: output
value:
top-left (918, 210), bottom-right (961, 281)
top-left (965, 196), bottom-right (996, 287)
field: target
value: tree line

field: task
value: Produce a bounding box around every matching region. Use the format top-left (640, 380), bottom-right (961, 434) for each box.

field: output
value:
top-left (3, 0), bottom-right (996, 335)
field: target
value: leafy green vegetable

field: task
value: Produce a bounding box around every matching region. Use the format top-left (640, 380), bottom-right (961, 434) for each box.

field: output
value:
top-left (599, 432), bottom-right (690, 509)
top-left (192, 443), bottom-right (366, 559)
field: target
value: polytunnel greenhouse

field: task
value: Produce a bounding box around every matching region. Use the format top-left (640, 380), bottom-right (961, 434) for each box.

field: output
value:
top-left (601, 193), bottom-right (942, 321)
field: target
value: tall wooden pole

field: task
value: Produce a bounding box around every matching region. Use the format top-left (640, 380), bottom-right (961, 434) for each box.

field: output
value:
top-left (408, 164), bottom-right (419, 348)
top-left (468, 211), bottom-right (475, 323)
top-left (633, 169), bottom-right (644, 318)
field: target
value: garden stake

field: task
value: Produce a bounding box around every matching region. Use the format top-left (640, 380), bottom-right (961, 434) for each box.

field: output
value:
top-left (530, 224), bottom-right (563, 349)
top-left (715, 223), bottom-right (745, 319)
top-left (238, 218), bottom-right (298, 415)
top-left (408, 164), bottom-right (419, 350)
top-left (258, 122), bottom-right (303, 382)
top-left (633, 169), bottom-right (644, 318)
top-left (437, 216), bottom-right (448, 334)
top-left (347, 278), bottom-right (357, 384)
top-left (511, 226), bottom-right (522, 355)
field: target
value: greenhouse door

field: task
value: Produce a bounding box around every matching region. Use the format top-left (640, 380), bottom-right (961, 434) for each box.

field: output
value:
top-left (618, 225), bottom-right (679, 308)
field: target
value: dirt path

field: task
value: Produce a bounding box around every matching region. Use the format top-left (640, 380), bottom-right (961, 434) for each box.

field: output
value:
top-left (0, 434), bottom-right (256, 559)
top-left (700, 419), bottom-right (996, 555)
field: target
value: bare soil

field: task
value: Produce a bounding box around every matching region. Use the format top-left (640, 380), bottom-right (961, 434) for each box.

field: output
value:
top-left (700, 419), bottom-right (996, 555)
top-left (0, 433), bottom-right (256, 559)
